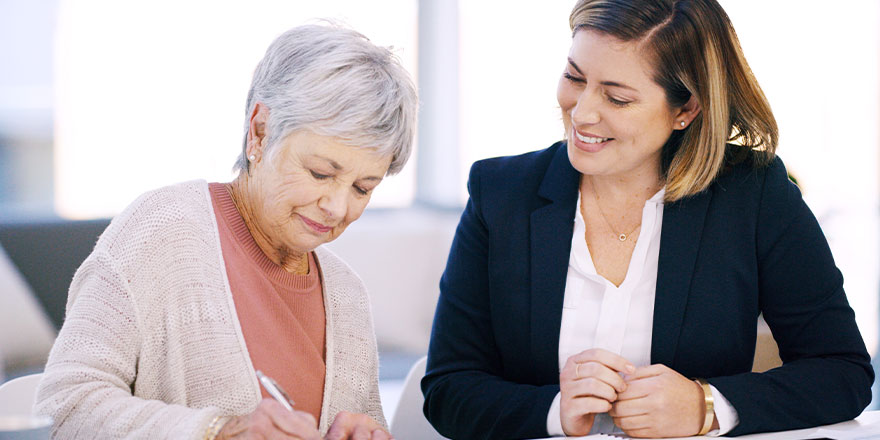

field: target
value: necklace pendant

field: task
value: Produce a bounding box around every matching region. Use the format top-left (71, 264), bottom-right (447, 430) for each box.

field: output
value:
top-left (618, 233), bottom-right (627, 241)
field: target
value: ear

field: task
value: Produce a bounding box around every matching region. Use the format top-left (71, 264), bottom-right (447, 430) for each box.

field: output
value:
top-left (673, 95), bottom-right (701, 130)
top-left (246, 102), bottom-right (270, 160)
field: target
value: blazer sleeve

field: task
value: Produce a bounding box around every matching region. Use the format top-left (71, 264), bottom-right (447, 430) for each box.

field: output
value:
top-left (421, 162), bottom-right (560, 440)
top-left (709, 159), bottom-right (874, 436)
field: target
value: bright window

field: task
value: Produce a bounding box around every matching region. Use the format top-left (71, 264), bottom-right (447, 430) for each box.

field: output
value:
top-left (720, 0), bottom-right (880, 355)
top-left (458, 0), bottom-right (574, 201)
top-left (54, 0), bottom-right (417, 219)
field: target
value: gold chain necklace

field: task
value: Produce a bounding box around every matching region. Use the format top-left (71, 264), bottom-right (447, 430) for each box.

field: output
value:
top-left (588, 177), bottom-right (641, 242)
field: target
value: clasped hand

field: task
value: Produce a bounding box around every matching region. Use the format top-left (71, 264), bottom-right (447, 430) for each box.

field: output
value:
top-left (216, 399), bottom-right (392, 440)
top-left (560, 349), bottom-right (706, 438)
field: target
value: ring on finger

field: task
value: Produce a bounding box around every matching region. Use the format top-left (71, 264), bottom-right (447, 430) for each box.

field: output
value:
top-left (575, 363), bottom-right (581, 379)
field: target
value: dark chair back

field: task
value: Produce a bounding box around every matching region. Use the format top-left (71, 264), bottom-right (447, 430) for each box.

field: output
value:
top-left (0, 218), bottom-right (111, 329)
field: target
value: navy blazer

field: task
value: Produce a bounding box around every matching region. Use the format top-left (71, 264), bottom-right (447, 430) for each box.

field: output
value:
top-left (422, 142), bottom-right (873, 439)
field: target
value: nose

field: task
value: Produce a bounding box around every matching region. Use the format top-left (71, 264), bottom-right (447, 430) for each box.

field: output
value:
top-left (571, 90), bottom-right (601, 127)
top-left (317, 185), bottom-right (348, 222)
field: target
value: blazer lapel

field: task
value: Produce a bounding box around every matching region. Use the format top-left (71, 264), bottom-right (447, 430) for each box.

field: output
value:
top-left (651, 187), bottom-right (713, 367)
top-left (530, 144), bottom-right (579, 384)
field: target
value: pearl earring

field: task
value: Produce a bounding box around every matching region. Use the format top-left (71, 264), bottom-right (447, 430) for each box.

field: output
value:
top-left (680, 121), bottom-right (686, 128)
top-left (248, 154), bottom-right (256, 161)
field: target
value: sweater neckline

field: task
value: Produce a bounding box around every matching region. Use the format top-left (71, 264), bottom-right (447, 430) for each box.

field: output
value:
top-left (210, 183), bottom-right (319, 291)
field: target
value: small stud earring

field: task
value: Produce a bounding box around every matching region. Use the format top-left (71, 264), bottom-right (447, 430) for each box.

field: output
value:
top-left (248, 154), bottom-right (256, 161)
top-left (680, 121), bottom-right (686, 128)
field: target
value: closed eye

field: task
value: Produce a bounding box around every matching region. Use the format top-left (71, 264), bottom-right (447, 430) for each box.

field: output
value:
top-left (310, 170), bottom-right (331, 180)
top-left (563, 72), bottom-right (585, 83)
top-left (353, 186), bottom-right (370, 196)
top-left (607, 96), bottom-right (632, 107)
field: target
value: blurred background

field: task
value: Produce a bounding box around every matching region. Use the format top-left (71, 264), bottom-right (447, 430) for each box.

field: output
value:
top-left (0, 0), bottom-right (878, 416)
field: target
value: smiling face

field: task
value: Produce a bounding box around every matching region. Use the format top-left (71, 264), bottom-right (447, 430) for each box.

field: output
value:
top-left (558, 29), bottom-right (691, 180)
top-left (244, 129), bottom-right (392, 258)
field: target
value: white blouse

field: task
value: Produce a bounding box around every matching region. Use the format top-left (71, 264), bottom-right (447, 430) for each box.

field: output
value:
top-left (545, 189), bottom-right (738, 436)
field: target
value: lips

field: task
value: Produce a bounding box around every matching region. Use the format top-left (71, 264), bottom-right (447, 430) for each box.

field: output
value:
top-left (575, 130), bottom-right (612, 144)
top-left (572, 128), bottom-right (613, 153)
top-left (299, 214), bottom-right (332, 234)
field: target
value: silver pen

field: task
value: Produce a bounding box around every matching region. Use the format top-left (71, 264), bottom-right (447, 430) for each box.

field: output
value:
top-left (255, 370), bottom-right (296, 412)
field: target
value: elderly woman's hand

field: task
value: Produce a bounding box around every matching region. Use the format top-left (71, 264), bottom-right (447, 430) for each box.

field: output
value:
top-left (609, 364), bottom-right (706, 438)
top-left (324, 411), bottom-right (391, 440)
top-left (216, 399), bottom-right (321, 440)
top-left (560, 349), bottom-right (635, 436)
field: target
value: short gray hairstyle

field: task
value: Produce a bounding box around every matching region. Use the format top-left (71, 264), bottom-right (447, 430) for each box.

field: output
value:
top-left (235, 23), bottom-right (418, 175)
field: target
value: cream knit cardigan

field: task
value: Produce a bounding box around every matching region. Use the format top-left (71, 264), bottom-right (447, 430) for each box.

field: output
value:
top-left (34, 181), bottom-right (385, 439)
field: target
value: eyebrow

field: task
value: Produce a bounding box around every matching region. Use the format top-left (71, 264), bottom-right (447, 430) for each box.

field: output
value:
top-left (567, 57), bottom-right (639, 92)
top-left (314, 155), bottom-right (343, 171)
top-left (313, 155), bottom-right (384, 182)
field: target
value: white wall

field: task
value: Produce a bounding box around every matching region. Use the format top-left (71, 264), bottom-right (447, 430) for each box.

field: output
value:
top-left (326, 208), bottom-right (460, 353)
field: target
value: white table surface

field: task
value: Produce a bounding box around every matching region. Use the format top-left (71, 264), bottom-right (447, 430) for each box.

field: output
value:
top-left (535, 410), bottom-right (880, 440)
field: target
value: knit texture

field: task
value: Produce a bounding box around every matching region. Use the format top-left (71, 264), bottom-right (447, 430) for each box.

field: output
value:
top-left (34, 180), bottom-right (385, 439)
top-left (209, 183), bottom-right (326, 422)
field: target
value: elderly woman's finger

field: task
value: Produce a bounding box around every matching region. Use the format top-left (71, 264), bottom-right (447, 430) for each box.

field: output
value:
top-left (275, 412), bottom-right (321, 440)
top-left (325, 411), bottom-right (386, 440)
top-left (254, 400), bottom-right (319, 439)
top-left (371, 428), bottom-right (393, 440)
top-left (350, 423), bottom-right (373, 440)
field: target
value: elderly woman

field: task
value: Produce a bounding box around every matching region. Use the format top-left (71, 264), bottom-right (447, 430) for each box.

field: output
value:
top-left (35, 24), bottom-right (416, 440)
top-left (422, 0), bottom-right (873, 439)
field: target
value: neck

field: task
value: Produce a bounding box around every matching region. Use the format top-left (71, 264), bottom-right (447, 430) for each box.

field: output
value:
top-left (581, 165), bottom-right (664, 205)
top-left (226, 175), bottom-right (309, 275)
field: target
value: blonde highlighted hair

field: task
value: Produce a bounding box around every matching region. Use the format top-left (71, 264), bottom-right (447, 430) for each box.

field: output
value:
top-left (570, 0), bottom-right (778, 201)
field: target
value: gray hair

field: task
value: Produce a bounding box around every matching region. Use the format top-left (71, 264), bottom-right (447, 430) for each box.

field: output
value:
top-left (235, 23), bottom-right (418, 175)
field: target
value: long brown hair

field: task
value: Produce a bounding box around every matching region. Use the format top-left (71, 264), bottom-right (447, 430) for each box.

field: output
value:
top-left (569, 0), bottom-right (778, 201)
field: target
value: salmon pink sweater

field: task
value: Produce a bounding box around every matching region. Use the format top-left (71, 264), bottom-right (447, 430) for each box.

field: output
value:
top-left (209, 183), bottom-right (326, 422)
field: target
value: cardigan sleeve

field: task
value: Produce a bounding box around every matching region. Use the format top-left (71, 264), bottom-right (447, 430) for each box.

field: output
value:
top-left (34, 249), bottom-right (222, 439)
top-left (315, 247), bottom-right (387, 433)
top-left (708, 158), bottom-right (873, 436)
top-left (421, 162), bottom-right (560, 440)
top-left (363, 334), bottom-right (386, 430)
